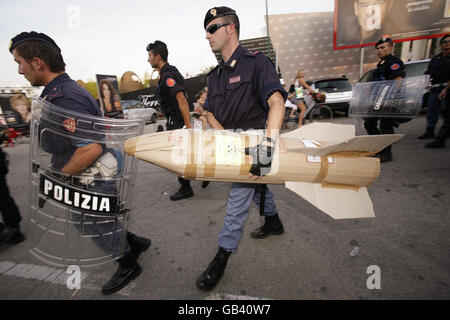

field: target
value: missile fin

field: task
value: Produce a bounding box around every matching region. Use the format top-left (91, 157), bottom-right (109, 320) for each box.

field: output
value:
top-left (281, 122), bottom-right (355, 141)
top-left (285, 181), bottom-right (375, 219)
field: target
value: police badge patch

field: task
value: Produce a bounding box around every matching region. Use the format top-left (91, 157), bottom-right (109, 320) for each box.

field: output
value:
top-left (63, 118), bottom-right (76, 133)
top-left (166, 78), bottom-right (176, 88)
top-left (390, 63), bottom-right (400, 70)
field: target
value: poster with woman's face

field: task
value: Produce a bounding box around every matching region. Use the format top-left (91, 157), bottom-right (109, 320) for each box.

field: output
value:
top-left (0, 93), bottom-right (31, 126)
top-left (95, 74), bottom-right (123, 118)
top-left (335, 0), bottom-right (450, 49)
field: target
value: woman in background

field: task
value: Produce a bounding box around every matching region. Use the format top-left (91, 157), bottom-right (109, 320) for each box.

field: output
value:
top-left (288, 69), bottom-right (316, 127)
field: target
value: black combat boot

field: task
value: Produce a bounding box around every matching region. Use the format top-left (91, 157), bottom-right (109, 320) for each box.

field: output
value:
top-left (0, 223), bottom-right (24, 249)
top-left (127, 232), bottom-right (151, 260)
top-left (373, 147), bottom-right (393, 163)
top-left (418, 127), bottom-right (435, 139)
top-left (251, 213), bottom-right (284, 239)
top-left (101, 252), bottom-right (141, 295)
top-left (170, 183), bottom-right (194, 201)
top-left (424, 138), bottom-right (445, 148)
top-left (196, 247), bottom-right (231, 291)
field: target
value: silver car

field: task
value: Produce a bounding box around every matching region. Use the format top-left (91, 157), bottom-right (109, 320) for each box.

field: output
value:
top-left (121, 100), bottom-right (159, 124)
top-left (311, 77), bottom-right (353, 115)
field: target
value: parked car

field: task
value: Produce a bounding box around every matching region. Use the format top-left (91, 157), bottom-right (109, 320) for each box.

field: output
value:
top-left (311, 77), bottom-right (353, 114)
top-left (358, 59), bottom-right (431, 113)
top-left (121, 100), bottom-right (158, 124)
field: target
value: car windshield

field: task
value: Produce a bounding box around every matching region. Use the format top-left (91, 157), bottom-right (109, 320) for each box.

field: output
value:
top-left (314, 79), bottom-right (352, 91)
top-left (405, 62), bottom-right (428, 77)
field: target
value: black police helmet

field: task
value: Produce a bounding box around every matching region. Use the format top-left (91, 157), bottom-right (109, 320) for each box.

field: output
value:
top-left (375, 37), bottom-right (393, 48)
top-left (204, 6), bottom-right (239, 30)
top-left (9, 31), bottom-right (61, 53)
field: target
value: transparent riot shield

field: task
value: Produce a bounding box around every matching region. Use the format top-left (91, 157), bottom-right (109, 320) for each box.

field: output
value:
top-left (28, 97), bottom-right (144, 267)
top-left (349, 75), bottom-right (430, 118)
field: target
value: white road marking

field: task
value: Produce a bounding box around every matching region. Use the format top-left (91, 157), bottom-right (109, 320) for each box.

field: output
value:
top-left (0, 260), bottom-right (128, 296)
top-left (205, 292), bottom-right (270, 300)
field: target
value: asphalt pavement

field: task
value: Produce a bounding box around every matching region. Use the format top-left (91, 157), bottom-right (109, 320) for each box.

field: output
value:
top-left (0, 114), bottom-right (449, 300)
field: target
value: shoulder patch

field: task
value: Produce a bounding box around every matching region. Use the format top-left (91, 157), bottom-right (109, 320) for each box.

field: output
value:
top-left (245, 50), bottom-right (261, 57)
top-left (390, 63), bottom-right (400, 71)
top-left (63, 118), bottom-right (76, 133)
top-left (48, 85), bottom-right (63, 99)
top-left (166, 77), bottom-right (176, 88)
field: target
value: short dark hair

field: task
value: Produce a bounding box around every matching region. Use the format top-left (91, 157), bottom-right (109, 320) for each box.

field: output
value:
top-left (440, 34), bottom-right (450, 45)
top-left (147, 40), bottom-right (168, 62)
top-left (14, 40), bottom-right (66, 73)
top-left (223, 14), bottom-right (240, 38)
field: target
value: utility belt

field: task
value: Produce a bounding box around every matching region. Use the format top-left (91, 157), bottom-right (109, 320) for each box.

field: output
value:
top-left (430, 82), bottom-right (447, 89)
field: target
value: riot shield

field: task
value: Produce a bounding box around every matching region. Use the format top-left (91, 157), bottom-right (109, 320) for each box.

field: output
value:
top-left (28, 97), bottom-right (144, 267)
top-left (349, 75), bottom-right (430, 118)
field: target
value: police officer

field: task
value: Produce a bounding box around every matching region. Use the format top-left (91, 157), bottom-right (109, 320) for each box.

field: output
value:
top-left (419, 34), bottom-right (450, 140)
top-left (10, 31), bottom-right (150, 295)
top-left (424, 34), bottom-right (450, 149)
top-left (0, 146), bottom-right (24, 249)
top-left (196, 7), bottom-right (287, 291)
top-left (364, 37), bottom-right (405, 163)
top-left (146, 40), bottom-right (195, 201)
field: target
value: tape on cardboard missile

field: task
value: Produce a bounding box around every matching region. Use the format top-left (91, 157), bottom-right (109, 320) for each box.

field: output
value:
top-left (124, 123), bottom-right (404, 220)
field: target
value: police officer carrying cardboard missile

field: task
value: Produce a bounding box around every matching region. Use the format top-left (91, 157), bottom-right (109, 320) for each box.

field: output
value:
top-left (364, 37), bottom-right (405, 163)
top-left (196, 6), bottom-right (287, 291)
top-left (9, 31), bottom-right (150, 295)
top-left (146, 40), bottom-right (197, 201)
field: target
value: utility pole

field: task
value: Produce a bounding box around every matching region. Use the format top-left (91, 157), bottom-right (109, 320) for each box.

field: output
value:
top-left (265, 0), bottom-right (272, 60)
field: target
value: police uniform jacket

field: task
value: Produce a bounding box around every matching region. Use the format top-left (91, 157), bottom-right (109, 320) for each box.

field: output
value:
top-left (426, 52), bottom-right (450, 93)
top-left (373, 54), bottom-right (405, 81)
top-left (40, 73), bottom-right (102, 170)
top-left (204, 45), bottom-right (287, 130)
top-left (157, 63), bottom-right (187, 118)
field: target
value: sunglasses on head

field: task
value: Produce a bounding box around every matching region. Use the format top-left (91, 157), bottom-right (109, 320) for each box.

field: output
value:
top-left (206, 23), bottom-right (231, 34)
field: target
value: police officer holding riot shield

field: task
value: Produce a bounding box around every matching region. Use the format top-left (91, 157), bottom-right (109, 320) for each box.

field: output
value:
top-left (364, 37), bottom-right (405, 163)
top-left (425, 34), bottom-right (450, 149)
top-left (10, 32), bottom-right (150, 295)
top-left (146, 40), bottom-right (195, 201)
top-left (0, 146), bottom-right (24, 249)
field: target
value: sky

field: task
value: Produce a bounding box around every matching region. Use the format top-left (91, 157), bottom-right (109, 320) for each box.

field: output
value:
top-left (0, 0), bottom-right (334, 87)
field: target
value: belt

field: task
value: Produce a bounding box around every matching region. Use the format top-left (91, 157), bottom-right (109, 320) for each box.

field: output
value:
top-left (430, 82), bottom-right (447, 88)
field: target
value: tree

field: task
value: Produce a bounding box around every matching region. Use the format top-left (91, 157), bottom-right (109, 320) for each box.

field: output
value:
top-left (84, 81), bottom-right (99, 99)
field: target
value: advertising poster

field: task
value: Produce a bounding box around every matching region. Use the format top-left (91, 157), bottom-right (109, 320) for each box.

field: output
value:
top-left (96, 74), bottom-right (123, 118)
top-left (0, 92), bottom-right (31, 127)
top-left (334, 0), bottom-right (450, 50)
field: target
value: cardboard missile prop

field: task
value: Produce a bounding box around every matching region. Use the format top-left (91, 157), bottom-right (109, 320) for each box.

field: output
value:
top-left (124, 123), bottom-right (404, 220)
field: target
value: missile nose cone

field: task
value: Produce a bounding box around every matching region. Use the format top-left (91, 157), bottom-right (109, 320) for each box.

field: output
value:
top-left (124, 137), bottom-right (137, 156)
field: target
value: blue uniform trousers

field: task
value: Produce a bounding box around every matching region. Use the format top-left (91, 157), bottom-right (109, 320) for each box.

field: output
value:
top-left (218, 183), bottom-right (278, 251)
top-left (426, 92), bottom-right (446, 129)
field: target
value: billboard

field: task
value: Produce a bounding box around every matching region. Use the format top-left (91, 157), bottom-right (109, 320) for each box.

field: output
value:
top-left (96, 74), bottom-right (123, 118)
top-left (267, 12), bottom-right (379, 86)
top-left (214, 36), bottom-right (276, 63)
top-left (334, 0), bottom-right (450, 50)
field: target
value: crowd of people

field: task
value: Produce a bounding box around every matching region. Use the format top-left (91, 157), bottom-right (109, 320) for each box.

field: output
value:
top-left (0, 4), bottom-right (449, 298)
